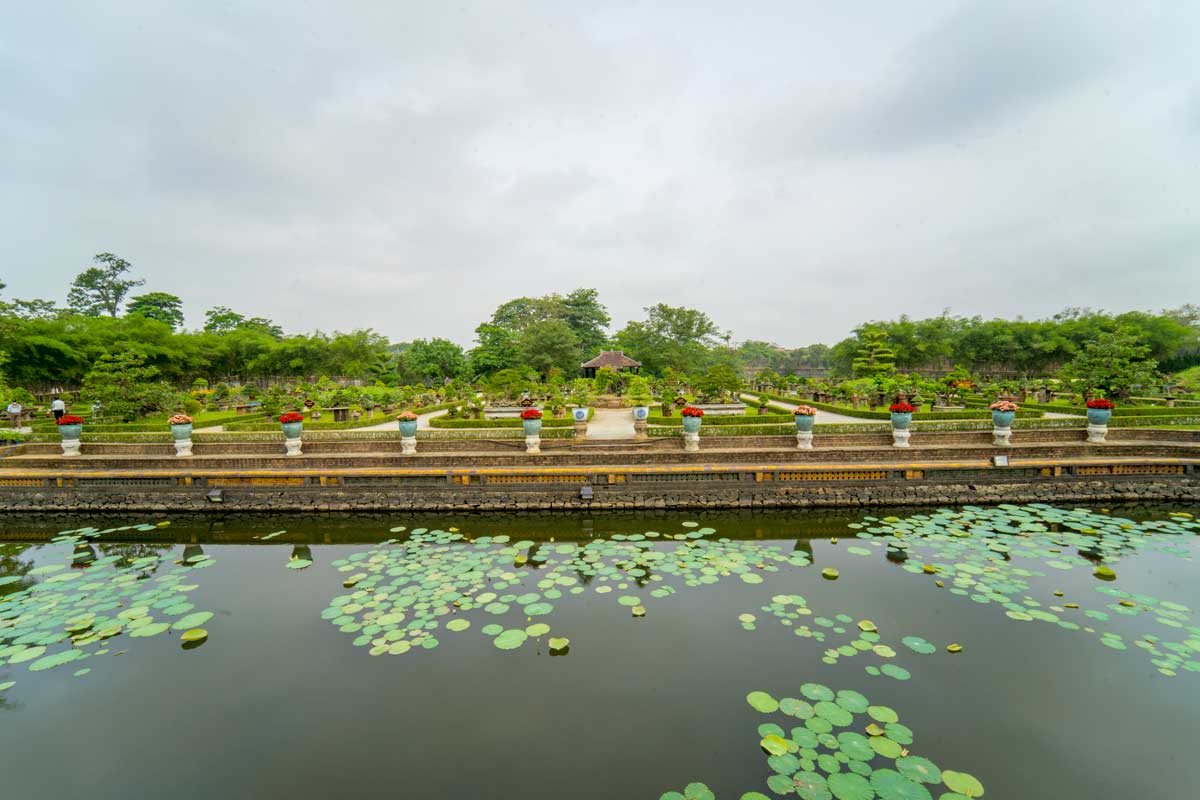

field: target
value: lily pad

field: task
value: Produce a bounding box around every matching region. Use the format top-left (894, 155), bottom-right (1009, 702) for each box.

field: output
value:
top-left (747, 690), bottom-right (780, 713)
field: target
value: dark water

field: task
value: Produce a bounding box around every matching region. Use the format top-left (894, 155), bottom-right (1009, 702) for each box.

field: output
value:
top-left (1, 504), bottom-right (1198, 800)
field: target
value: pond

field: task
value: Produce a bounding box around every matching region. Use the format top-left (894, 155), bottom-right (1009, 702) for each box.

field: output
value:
top-left (1, 504), bottom-right (1198, 799)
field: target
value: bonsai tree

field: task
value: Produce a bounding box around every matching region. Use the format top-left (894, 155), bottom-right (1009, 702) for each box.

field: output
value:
top-left (623, 375), bottom-right (653, 408)
top-left (567, 378), bottom-right (595, 410)
top-left (1059, 330), bottom-right (1159, 401)
top-left (694, 364), bottom-right (743, 402)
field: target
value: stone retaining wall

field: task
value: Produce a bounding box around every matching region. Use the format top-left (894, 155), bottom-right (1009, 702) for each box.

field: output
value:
top-left (2, 463), bottom-right (1195, 512)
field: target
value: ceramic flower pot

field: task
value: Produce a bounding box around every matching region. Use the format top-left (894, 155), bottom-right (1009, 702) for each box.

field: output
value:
top-left (170, 423), bottom-right (193, 441)
top-left (890, 412), bottom-right (913, 430)
top-left (572, 407), bottom-right (588, 422)
top-left (58, 423), bottom-right (83, 440)
top-left (398, 420), bottom-right (418, 437)
top-left (682, 417), bottom-right (702, 434)
top-left (1086, 409), bottom-right (1112, 426)
top-left (794, 415), bottom-right (815, 432)
top-left (991, 410), bottom-right (1015, 428)
top-left (632, 406), bottom-right (649, 421)
top-left (281, 421), bottom-right (303, 439)
top-left (523, 419), bottom-right (543, 436)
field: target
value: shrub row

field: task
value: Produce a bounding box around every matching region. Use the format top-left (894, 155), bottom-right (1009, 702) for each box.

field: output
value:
top-left (648, 412), bottom-right (795, 426)
top-left (429, 416), bottom-right (577, 429)
top-left (748, 392), bottom-right (1042, 420)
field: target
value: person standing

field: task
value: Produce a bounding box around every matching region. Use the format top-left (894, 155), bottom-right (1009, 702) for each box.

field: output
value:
top-left (5, 400), bottom-right (22, 428)
top-left (51, 396), bottom-right (66, 421)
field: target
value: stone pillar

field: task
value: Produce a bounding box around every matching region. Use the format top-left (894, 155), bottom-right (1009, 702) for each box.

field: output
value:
top-left (174, 438), bottom-right (194, 457)
top-left (401, 435), bottom-right (417, 455)
top-left (525, 435), bottom-right (541, 454)
top-left (574, 422), bottom-right (588, 437)
top-left (633, 420), bottom-right (648, 437)
top-left (1086, 424), bottom-right (1108, 444)
top-left (61, 438), bottom-right (81, 457)
top-left (683, 431), bottom-right (700, 452)
top-left (992, 426), bottom-right (1012, 447)
top-left (796, 431), bottom-right (813, 450)
top-left (284, 436), bottom-right (303, 456)
top-left (891, 428), bottom-right (911, 448)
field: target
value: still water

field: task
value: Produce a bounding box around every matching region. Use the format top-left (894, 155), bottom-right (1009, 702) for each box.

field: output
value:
top-left (1, 504), bottom-right (1198, 799)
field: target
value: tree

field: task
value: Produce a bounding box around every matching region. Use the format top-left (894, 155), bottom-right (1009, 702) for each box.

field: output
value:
top-left (695, 364), bottom-right (743, 400)
top-left (68, 253), bottom-right (144, 317)
top-left (81, 351), bottom-right (171, 421)
top-left (204, 306), bottom-right (246, 334)
top-left (405, 338), bottom-right (468, 384)
top-left (518, 319), bottom-right (580, 378)
top-left (1060, 329), bottom-right (1159, 400)
top-left (126, 292), bottom-right (184, 330)
top-left (560, 288), bottom-right (610, 354)
top-left (468, 323), bottom-right (521, 377)
top-left (851, 327), bottom-right (897, 378)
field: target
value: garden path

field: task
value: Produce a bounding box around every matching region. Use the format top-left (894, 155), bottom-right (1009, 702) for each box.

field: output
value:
top-left (348, 408), bottom-right (449, 432)
top-left (741, 393), bottom-right (877, 425)
top-left (586, 407), bottom-right (637, 439)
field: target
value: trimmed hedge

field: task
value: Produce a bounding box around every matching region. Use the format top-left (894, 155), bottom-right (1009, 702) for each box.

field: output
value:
top-left (648, 412), bottom-right (795, 426)
top-left (749, 392), bottom-right (1042, 420)
top-left (430, 416), bottom-right (576, 429)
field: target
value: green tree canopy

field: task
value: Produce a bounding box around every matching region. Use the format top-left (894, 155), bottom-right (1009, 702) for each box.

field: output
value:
top-left (126, 292), bottom-right (184, 330)
top-left (68, 253), bottom-right (144, 317)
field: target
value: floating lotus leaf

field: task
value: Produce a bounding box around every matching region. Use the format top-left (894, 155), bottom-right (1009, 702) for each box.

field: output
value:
top-left (870, 768), bottom-right (931, 800)
top-left (632, 605), bottom-right (647, 617)
top-left (128, 622), bottom-right (169, 638)
top-left (172, 612), bottom-right (214, 631)
top-left (761, 733), bottom-right (792, 756)
top-left (445, 619), bottom-right (470, 632)
top-left (683, 782), bottom-right (715, 800)
top-left (492, 629), bottom-right (527, 650)
top-left (801, 683), bottom-right (835, 702)
top-left (880, 664), bottom-right (911, 681)
top-left (747, 690), bottom-right (780, 713)
top-left (523, 602), bottom-right (553, 616)
top-left (835, 690), bottom-right (869, 714)
top-left (870, 736), bottom-right (903, 759)
top-left (618, 595), bottom-right (642, 606)
top-left (780, 697), bottom-right (815, 718)
top-left (822, 568), bottom-right (840, 580)
top-left (794, 772), bottom-right (833, 800)
top-left (524, 623), bottom-right (550, 636)
top-left (946, 643), bottom-right (962, 653)
top-left (549, 637), bottom-right (569, 651)
top-left (941, 771), bottom-right (984, 797)
top-left (895, 756), bottom-right (939, 784)
top-left (857, 620), bottom-right (877, 633)
top-left (481, 623), bottom-right (503, 636)
top-left (827, 771), bottom-right (873, 800)
top-left (1094, 566), bottom-right (1116, 581)
top-left (814, 700), bottom-right (853, 727)
top-left (180, 628), bottom-right (208, 643)
top-left (29, 648), bottom-right (85, 672)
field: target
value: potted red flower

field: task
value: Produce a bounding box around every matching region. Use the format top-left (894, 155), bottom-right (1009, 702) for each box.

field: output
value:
top-left (279, 411), bottom-right (304, 438)
top-left (680, 405), bottom-right (704, 434)
top-left (888, 402), bottom-right (915, 430)
top-left (520, 407), bottom-right (543, 436)
top-left (1086, 397), bottom-right (1115, 425)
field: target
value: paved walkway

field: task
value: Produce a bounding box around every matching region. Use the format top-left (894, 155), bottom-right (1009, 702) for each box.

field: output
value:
top-left (742, 394), bottom-right (877, 424)
top-left (349, 408), bottom-right (449, 432)
top-left (586, 407), bottom-right (637, 439)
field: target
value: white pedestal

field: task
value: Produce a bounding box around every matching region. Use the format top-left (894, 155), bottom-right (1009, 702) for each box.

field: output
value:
top-left (1086, 424), bottom-right (1108, 444)
top-left (61, 438), bottom-right (81, 457)
top-left (525, 435), bottom-right (541, 454)
top-left (992, 426), bottom-right (1012, 447)
top-left (401, 435), bottom-right (417, 455)
top-left (796, 431), bottom-right (813, 450)
top-left (892, 428), bottom-right (911, 448)
top-left (284, 436), bottom-right (303, 456)
top-left (174, 438), bottom-right (194, 457)
top-left (683, 431), bottom-right (700, 452)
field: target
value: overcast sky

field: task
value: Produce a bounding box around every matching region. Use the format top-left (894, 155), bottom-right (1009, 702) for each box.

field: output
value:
top-left (2, 1), bottom-right (1197, 348)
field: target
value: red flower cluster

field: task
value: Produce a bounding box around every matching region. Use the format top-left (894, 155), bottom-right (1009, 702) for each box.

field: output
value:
top-left (56, 415), bottom-right (84, 425)
top-left (520, 408), bottom-right (543, 420)
top-left (889, 402), bottom-right (915, 413)
top-left (1086, 398), bottom-right (1116, 410)
top-left (680, 406), bottom-right (704, 417)
top-left (279, 412), bottom-right (304, 424)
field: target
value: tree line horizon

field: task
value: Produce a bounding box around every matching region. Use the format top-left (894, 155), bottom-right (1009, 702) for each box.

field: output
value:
top-left (1, 253), bottom-right (1197, 390)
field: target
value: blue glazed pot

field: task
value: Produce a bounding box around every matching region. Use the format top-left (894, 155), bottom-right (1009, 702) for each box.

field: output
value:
top-left (523, 419), bottom-right (543, 436)
top-left (398, 420), bottom-right (418, 436)
top-left (281, 421), bottom-right (303, 439)
top-left (170, 423), bottom-right (193, 440)
top-left (632, 406), bottom-right (649, 421)
top-left (682, 416), bottom-right (702, 434)
top-left (991, 410), bottom-right (1015, 428)
top-left (58, 423), bottom-right (82, 440)
top-left (794, 414), bottom-right (816, 432)
top-left (1087, 408), bottom-right (1112, 426)
top-left (572, 407), bottom-right (588, 422)
top-left (890, 412), bottom-right (913, 430)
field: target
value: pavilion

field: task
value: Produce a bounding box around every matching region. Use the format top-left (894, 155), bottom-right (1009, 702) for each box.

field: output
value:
top-left (581, 350), bottom-right (642, 379)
